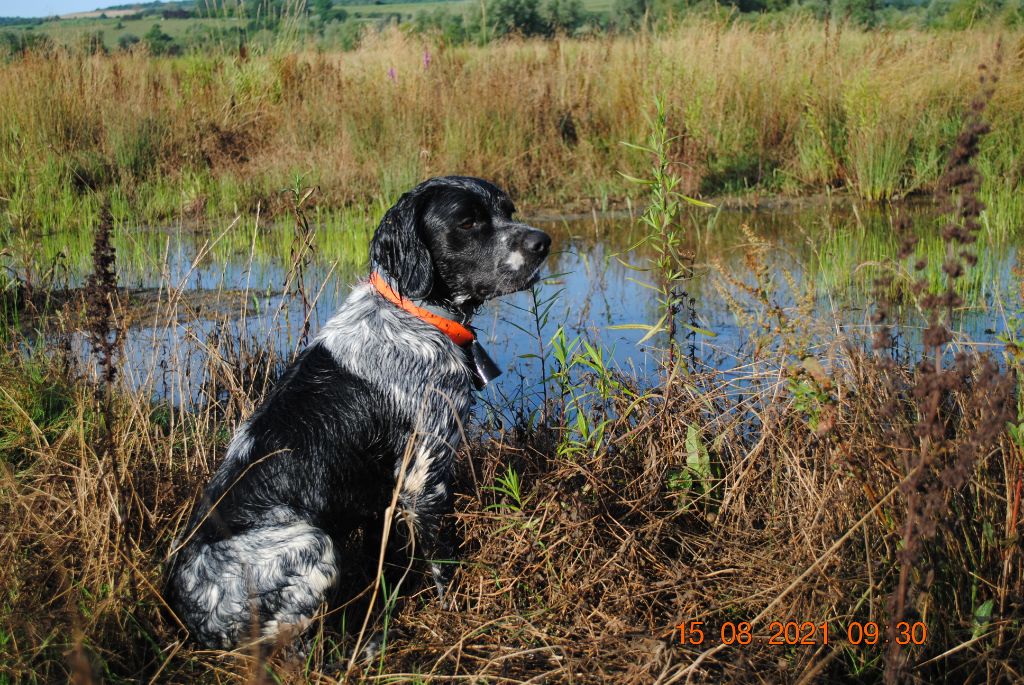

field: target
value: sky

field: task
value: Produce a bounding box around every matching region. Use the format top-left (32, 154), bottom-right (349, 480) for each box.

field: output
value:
top-left (1, 1), bottom-right (117, 18)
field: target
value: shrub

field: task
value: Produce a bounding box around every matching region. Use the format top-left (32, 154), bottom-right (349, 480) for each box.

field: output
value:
top-left (142, 23), bottom-right (178, 56)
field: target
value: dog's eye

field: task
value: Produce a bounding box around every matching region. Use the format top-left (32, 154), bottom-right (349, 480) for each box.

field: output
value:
top-left (459, 219), bottom-right (475, 230)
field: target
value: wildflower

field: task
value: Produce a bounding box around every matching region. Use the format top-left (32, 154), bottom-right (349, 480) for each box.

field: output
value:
top-left (423, 50), bottom-right (431, 69)
top-left (387, 67), bottom-right (397, 82)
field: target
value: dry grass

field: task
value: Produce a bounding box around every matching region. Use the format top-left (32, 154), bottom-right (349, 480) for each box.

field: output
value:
top-left (1, 208), bottom-right (1021, 683)
top-left (0, 20), bottom-right (1022, 230)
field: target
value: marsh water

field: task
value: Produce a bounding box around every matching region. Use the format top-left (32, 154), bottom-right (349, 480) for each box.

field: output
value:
top-left (19, 197), bottom-right (1019, 406)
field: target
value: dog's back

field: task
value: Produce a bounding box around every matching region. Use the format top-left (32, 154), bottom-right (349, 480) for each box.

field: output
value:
top-left (166, 286), bottom-right (473, 647)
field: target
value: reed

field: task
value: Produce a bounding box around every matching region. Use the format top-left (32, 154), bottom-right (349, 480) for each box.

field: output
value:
top-left (0, 20), bottom-right (1021, 232)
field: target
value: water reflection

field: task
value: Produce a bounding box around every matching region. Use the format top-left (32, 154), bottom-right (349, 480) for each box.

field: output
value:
top-left (56, 199), bottom-right (1018, 405)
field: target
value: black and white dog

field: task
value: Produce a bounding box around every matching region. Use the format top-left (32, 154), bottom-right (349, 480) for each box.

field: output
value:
top-left (165, 176), bottom-right (551, 649)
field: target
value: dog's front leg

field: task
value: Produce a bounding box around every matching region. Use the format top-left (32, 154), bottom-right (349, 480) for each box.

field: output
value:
top-left (410, 503), bottom-right (457, 604)
top-left (396, 450), bottom-right (457, 605)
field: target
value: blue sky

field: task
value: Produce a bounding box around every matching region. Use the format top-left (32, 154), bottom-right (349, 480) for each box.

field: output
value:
top-left (2, 1), bottom-right (115, 18)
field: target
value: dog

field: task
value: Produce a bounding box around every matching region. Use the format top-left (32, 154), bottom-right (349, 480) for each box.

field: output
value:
top-left (165, 176), bottom-right (551, 649)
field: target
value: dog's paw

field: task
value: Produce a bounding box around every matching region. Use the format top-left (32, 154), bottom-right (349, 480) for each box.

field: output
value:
top-left (359, 631), bottom-right (387, 662)
top-left (430, 562), bottom-right (457, 609)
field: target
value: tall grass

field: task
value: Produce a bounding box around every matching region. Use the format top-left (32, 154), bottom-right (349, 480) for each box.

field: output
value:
top-left (0, 19), bottom-right (1021, 232)
top-left (5, 214), bottom-right (1019, 681)
top-left (1, 98), bottom-right (1022, 685)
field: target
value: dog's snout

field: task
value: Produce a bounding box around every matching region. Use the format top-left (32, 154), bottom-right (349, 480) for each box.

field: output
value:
top-left (522, 230), bottom-right (551, 256)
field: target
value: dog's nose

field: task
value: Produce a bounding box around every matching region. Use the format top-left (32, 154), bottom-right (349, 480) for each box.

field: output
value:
top-left (523, 230), bottom-right (551, 256)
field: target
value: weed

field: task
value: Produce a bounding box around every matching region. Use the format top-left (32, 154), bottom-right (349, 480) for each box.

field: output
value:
top-left (282, 183), bottom-right (318, 349)
top-left (548, 326), bottom-right (634, 460)
top-left (84, 201), bottom-right (121, 394)
top-left (484, 465), bottom-right (528, 513)
top-left (869, 58), bottom-right (1016, 684)
top-left (616, 96), bottom-right (712, 376)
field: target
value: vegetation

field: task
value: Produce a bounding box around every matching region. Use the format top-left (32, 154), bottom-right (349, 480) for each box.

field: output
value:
top-left (2, 0), bottom-right (1023, 55)
top-left (0, 4), bottom-right (1023, 683)
top-left (0, 19), bottom-right (1021, 236)
top-left (1, 133), bottom-right (1022, 682)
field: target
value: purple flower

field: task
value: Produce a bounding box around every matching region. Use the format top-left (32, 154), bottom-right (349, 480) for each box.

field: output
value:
top-left (387, 67), bottom-right (397, 82)
top-left (423, 50), bottom-right (431, 69)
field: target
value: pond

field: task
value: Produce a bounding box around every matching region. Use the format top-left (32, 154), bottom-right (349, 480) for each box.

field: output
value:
top-left (16, 196), bottom-right (1018, 408)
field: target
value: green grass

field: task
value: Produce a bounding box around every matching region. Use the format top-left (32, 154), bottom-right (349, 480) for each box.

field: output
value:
top-left (6, 16), bottom-right (249, 50)
top-left (1, 0), bottom-right (605, 50)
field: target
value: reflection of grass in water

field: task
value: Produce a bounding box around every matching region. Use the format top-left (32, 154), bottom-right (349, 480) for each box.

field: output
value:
top-left (977, 130), bottom-right (1024, 249)
top-left (8, 207), bottom-right (377, 290)
top-left (812, 210), bottom-right (1011, 308)
top-left (6, 198), bottom-right (1017, 335)
top-left (204, 207), bottom-right (377, 273)
top-left (813, 218), bottom-right (899, 301)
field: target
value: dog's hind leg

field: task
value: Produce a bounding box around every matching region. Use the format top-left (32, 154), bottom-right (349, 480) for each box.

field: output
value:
top-left (169, 521), bottom-right (339, 648)
top-left (406, 503), bottom-right (457, 601)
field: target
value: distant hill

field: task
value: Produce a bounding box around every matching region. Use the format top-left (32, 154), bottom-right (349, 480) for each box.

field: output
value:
top-left (0, 1), bottom-right (196, 21)
top-left (102, 1), bottom-right (193, 7)
top-left (59, 9), bottom-right (148, 19)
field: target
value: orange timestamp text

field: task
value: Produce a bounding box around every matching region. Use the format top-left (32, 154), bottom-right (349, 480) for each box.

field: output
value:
top-left (675, 620), bottom-right (928, 646)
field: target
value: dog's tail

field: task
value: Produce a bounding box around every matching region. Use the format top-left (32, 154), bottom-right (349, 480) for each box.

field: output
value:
top-left (163, 424), bottom-right (256, 601)
top-left (162, 424), bottom-right (260, 643)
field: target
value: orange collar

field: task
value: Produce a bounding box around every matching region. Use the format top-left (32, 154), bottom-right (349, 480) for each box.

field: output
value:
top-left (369, 272), bottom-right (476, 347)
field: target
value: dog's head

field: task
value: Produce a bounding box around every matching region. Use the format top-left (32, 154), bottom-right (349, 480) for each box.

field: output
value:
top-left (369, 176), bottom-right (551, 309)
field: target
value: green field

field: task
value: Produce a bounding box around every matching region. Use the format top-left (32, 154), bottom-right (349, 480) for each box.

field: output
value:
top-left (1, 0), bottom-right (607, 51)
top-left (7, 15), bottom-right (243, 49)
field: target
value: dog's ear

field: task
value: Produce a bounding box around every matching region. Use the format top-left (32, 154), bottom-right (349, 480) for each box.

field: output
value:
top-left (369, 188), bottom-right (434, 299)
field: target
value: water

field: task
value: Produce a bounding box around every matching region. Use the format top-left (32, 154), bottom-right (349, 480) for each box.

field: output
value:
top-left (31, 198), bottom-right (1020, 406)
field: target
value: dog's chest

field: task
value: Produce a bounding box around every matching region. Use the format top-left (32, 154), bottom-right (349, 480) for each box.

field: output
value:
top-left (387, 342), bottom-right (474, 428)
top-left (317, 288), bottom-right (476, 436)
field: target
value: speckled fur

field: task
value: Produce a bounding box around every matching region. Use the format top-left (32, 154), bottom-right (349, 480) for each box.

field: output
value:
top-left (165, 177), bottom-right (550, 649)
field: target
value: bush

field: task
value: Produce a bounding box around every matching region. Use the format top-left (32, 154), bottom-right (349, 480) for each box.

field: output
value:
top-left (833, 0), bottom-right (880, 26)
top-left (0, 30), bottom-right (53, 58)
top-left (414, 8), bottom-right (469, 44)
top-left (142, 22), bottom-right (178, 56)
top-left (78, 30), bottom-right (108, 55)
top-left (322, 18), bottom-right (363, 51)
top-left (928, 0), bottom-right (1009, 28)
top-left (469, 0), bottom-right (596, 40)
top-left (545, 0), bottom-right (594, 34)
top-left (117, 33), bottom-right (140, 51)
top-left (609, 0), bottom-right (649, 30)
top-left (483, 0), bottom-right (549, 37)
